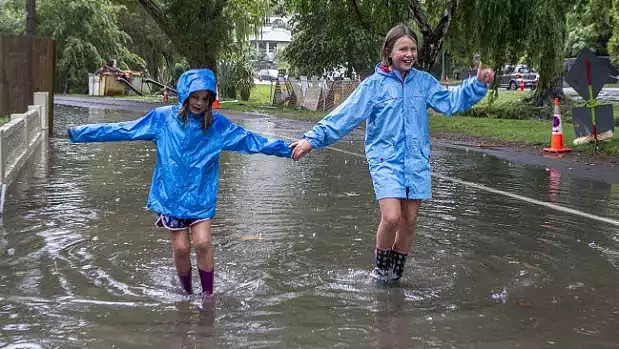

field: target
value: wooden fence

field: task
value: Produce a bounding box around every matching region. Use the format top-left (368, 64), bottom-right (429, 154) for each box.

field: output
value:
top-left (0, 34), bottom-right (54, 134)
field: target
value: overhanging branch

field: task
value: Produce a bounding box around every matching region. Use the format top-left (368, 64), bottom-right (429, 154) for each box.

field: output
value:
top-left (137, 0), bottom-right (169, 31)
top-left (349, 0), bottom-right (379, 37)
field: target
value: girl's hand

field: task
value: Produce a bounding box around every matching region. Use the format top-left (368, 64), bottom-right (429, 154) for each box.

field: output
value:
top-left (289, 139), bottom-right (312, 161)
top-left (477, 61), bottom-right (495, 85)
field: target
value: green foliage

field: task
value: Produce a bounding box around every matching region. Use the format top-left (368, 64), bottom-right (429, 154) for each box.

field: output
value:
top-left (282, 1), bottom-right (400, 78)
top-left (223, 0), bottom-right (271, 43)
top-left (608, 0), bottom-right (619, 64)
top-left (0, 0), bottom-right (25, 34)
top-left (37, 0), bottom-right (145, 93)
top-left (565, 0), bottom-right (613, 57)
top-left (454, 0), bottom-right (571, 104)
top-left (467, 90), bottom-right (546, 119)
top-left (112, 0), bottom-right (180, 84)
top-left (217, 45), bottom-right (255, 100)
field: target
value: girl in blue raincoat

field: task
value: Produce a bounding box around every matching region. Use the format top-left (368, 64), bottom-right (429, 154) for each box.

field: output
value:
top-left (69, 69), bottom-right (292, 297)
top-left (291, 24), bottom-right (495, 283)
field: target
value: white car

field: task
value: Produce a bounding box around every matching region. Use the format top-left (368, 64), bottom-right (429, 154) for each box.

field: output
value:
top-left (498, 64), bottom-right (539, 90)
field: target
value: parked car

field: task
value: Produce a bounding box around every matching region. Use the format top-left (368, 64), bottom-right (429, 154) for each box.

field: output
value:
top-left (498, 64), bottom-right (539, 90)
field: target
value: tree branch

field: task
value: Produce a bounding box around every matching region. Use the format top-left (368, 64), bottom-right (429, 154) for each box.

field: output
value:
top-left (433, 0), bottom-right (457, 39)
top-left (410, 0), bottom-right (432, 36)
top-left (348, 0), bottom-right (376, 36)
top-left (137, 0), bottom-right (169, 31)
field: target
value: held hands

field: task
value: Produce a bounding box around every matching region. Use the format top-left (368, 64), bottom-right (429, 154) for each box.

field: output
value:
top-left (476, 61), bottom-right (495, 85)
top-left (289, 139), bottom-right (312, 161)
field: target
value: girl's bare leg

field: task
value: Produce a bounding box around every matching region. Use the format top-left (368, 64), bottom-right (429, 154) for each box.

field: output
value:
top-left (375, 198), bottom-right (402, 249)
top-left (191, 220), bottom-right (215, 295)
top-left (391, 200), bottom-right (421, 281)
top-left (170, 229), bottom-right (192, 294)
top-left (392, 200), bottom-right (421, 253)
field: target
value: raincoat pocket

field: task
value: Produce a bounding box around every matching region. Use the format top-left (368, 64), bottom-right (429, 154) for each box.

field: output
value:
top-left (367, 142), bottom-right (396, 166)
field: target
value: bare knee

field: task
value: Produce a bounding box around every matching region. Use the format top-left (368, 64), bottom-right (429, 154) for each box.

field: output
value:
top-left (172, 243), bottom-right (190, 259)
top-left (193, 235), bottom-right (212, 254)
top-left (380, 211), bottom-right (402, 232)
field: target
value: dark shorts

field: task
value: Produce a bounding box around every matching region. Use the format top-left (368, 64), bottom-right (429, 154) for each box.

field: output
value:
top-left (154, 214), bottom-right (209, 231)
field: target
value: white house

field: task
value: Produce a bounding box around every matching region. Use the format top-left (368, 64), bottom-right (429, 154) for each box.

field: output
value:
top-left (249, 17), bottom-right (292, 69)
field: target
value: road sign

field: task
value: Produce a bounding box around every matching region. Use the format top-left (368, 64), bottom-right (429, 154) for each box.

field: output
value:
top-left (565, 47), bottom-right (609, 99)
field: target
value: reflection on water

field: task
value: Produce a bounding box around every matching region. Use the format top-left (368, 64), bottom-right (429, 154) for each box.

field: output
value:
top-left (0, 105), bottom-right (618, 348)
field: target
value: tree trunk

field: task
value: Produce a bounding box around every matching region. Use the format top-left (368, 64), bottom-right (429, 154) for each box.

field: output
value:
top-left (534, 77), bottom-right (565, 108)
top-left (26, 0), bottom-right (36, 35)
top-left (410, 0), bottom-right (458, 72)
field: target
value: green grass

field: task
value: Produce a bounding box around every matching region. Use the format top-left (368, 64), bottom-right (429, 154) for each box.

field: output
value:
top-left (220, 84), bottom-right (327, 121)
top-left (0, 115), bottom-right (8, 125)
top-left (437, 89), bottom-right (619, 155)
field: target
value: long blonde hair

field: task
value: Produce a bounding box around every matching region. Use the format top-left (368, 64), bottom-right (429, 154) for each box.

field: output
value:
top-left (178, 91), bottom-right (215, 130)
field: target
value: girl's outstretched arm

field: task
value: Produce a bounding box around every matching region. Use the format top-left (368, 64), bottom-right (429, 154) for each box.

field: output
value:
top-left (426, 63), bottom-right (494, 116)
top-left (221, 117), bottom-right (291, 158)
top-left (68, 109), bottom-right (161, 143)
top-left (303, 80), bottom-right (375, 149)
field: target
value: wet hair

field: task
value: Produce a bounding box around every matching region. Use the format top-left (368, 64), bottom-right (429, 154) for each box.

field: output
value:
top-left (178, 91), bottom-right (215, 130)
top-left (380, 24), bottom-right (419, 66)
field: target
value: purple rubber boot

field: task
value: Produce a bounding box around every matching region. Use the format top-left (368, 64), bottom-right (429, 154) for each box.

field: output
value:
top-left (178, 270), bottom-right (193, 295)
top-left (199, 268), bottom-right (214, 296)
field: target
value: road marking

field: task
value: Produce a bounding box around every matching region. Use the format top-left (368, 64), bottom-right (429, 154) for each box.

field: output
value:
top-left (280, 135), bottom-right (619, 227)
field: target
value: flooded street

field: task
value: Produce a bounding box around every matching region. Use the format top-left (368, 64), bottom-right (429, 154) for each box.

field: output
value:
top-left (1, 104), bottom-right (618, 348)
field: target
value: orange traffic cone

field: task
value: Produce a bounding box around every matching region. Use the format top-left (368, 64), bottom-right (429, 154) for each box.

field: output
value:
top-left (213, 86), bottom-right (220, 109)
top-left (544, 98), bottom-right (572, 153)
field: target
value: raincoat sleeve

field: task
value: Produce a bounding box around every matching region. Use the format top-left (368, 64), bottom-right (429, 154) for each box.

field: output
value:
top-left (67, 110), bottom-right (160, 143)
top-left (303, 82), bottom-right (374, 149)
top-left (221, 118), bottom-right (292, 158)
top-left (426, 75), bottom-right (488, 116)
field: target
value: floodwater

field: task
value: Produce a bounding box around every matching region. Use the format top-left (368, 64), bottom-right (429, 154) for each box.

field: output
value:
top-left (1, 104), bottom-right (618, 348)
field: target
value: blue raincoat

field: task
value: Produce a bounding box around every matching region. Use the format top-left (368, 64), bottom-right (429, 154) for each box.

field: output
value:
top-left (304, 64), bottom-right (488, 200)
top-left (68, 69), bottom-right (292, 219)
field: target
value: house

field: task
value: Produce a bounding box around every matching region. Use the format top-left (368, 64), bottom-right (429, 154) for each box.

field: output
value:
top-left (249, 17), bottom-right (292, 70)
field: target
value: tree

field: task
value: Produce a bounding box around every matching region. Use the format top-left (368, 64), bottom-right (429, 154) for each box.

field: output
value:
top-left (283, 0), bottom-right (461, 78)
top-left (565, 0), bottom-right (613, 57)
top-left (455, 0), bottom-right (572, 105)
top-left (26, 0), bottom-right (35, 35)
top-left (609, 0), bottom-right (619, 63)
top-left (112, 0), bottom-right (181, 83)
top-left (0, 0), bottom-right (25, 34)
top-left (37, 0), bottom-right (146, 92)
top-left (135, 0), bottom-right (271, 70)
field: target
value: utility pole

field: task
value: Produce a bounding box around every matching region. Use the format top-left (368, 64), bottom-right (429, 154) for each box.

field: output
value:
top-left (26, 0), bottom-right (36, 35)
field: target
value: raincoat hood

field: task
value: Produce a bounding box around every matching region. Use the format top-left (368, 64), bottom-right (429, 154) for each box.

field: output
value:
top-left (176, 68), bottom-right (217, 106)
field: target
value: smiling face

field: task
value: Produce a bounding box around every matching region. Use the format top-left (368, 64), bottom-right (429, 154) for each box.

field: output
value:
top-left (187, 90), bottom-right (212, 114)
top-left (389, 35), bottom-right (417, 74)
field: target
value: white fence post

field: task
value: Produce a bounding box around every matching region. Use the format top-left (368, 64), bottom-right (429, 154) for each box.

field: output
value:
top-left (34, 91), bottom-right (49, 131)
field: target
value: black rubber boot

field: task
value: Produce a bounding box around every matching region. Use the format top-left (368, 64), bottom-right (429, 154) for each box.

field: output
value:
top-left (391, 250), bottom-right (408, 281)
top-left (370, 248), bottom-right (392, 282)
